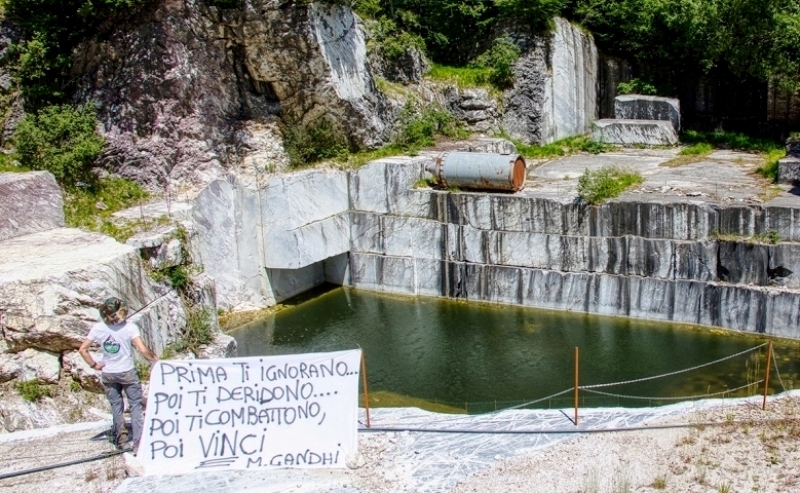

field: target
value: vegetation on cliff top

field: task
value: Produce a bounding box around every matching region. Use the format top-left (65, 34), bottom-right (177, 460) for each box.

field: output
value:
top-left (350, 0), bottom-right (800, 95)
top-left (4, 0), bottom-right (155, 109)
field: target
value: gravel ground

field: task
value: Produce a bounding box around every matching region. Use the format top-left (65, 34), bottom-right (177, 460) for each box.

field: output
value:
top-left (451, 396), bottom-right (800, 493)
top-left (0, 427), bottom-right (126, 493)
top-left (2, 395), bottom-right (799, 493)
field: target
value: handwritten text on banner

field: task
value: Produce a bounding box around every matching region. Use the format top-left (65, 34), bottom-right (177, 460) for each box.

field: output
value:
top-left (138, 349), bottom-right (362, 475)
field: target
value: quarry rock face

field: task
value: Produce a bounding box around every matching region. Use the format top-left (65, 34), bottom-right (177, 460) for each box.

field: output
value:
top-left (445, 87), bottom-right (499, 133)
top-left (73, 8), bottom-right (599, 189)
top-left (614, 95), bottom-right (681, 131)
top-left (74, 0), bottom-right (391, 188)
top-left (503, 18), bottom-right (598, 144)
top-left (191, 166), bottom-right (358, 309)
top-left (188, 153), bottom-right (800, 340)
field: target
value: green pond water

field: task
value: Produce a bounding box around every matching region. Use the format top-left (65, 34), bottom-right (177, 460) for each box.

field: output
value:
top-left (231, 287), bottom-right (800, 413)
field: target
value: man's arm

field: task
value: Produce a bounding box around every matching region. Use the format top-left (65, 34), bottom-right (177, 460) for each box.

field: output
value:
top-left (78, 338), bottom-right (105, 371)
top-left (132, 336), bottom-right (159, 363)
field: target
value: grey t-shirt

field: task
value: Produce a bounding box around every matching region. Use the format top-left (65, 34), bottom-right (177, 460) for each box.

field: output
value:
top-left (88, 321), bottom-right (141, 373)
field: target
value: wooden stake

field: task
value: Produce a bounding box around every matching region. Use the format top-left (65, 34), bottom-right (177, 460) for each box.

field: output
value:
top-left (762, 341), bottom-right (773, 411)
top-left (361, 352), bottom-right (371, 428)
top-left (574, 346), bottom-right (579, 426)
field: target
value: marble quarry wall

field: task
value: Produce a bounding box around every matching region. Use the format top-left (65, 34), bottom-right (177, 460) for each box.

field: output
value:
top-left (192, 157), bottom-right (800, 338)
top-left (503, 18), bottom-right (598, 145)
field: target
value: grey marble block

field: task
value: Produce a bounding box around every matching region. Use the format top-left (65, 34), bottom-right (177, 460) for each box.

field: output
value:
top-left (614, 95), bottom-right (681, 131)
top-left (592, 119), bottom-right (679, 146)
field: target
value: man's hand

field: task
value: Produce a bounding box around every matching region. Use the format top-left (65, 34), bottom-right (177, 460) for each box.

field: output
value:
top-left (79, 338), bottom-right (104, 371)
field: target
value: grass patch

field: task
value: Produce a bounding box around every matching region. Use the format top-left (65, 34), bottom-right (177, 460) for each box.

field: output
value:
top-left (64, 177), bottom-right (165, 242)
top-left (375, 77), bottom-right (415, 99)
top-left (332, 143), bottom-right (406, 169)
top-left (426, 63), bottom-right (495, 92)
top-left (661, 155), bottom-right (706, 168)
top-left (679, 143), bottom-right (714, 156)
top-left (15, 379), bottom-right (53, 402)
top-left (681, 130), bottom-right (782, 153)
top-left (0, 153), bottom-right (28, 173)
top-left (756, 148), bottom-right (787, 181)
top-left (413, 177), bottom-right (436, 189)
top-left (759, 184), bottom-right (783, 202)
top-left (502, 133), bottom-right (613, 159)
top-left (712, 229), bottom-right (781, 245)
top-left (680, 130), bottom-right (785, 180)
top-left (662, 144), bottom-right (714, 167)
top-left (578, 166), bottom-right (644, 204)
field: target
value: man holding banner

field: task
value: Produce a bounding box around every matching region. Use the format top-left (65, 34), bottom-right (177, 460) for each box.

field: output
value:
top-left (78, 297), bottom-right (159, 453)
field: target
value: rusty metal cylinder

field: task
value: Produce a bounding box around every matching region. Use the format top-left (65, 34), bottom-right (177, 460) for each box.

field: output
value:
top-left (425, 152), bottom-right (527, 192)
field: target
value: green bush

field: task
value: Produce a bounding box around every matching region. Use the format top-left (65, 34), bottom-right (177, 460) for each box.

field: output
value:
top-left (151, 264), bottom-right (192, 290)
top-left (135, 361), bottom-right (152, 382)
top-left (469, 37), bottom-right (521, 88)
top-left (168, 308), bottom-right (214, 355)
top-left (12, 104), bottom-right (105, 189)
top-left (394, 102), bottom-right (466, 151)
top-left (15, 379), bottom-right (53, 402)
top-left (282, 119), bottom-right (349, 168)
top-left (577, 166), bottom-right (644, 204)
top-left (617, 78), bottom-right (659, 96)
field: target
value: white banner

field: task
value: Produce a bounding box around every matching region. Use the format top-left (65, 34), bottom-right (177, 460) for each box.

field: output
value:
top-left (138, 349), bottom-right (362, 475)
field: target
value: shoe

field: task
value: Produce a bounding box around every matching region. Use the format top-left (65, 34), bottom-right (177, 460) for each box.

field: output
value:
top-left (118, 440), bottom-right (133, 452)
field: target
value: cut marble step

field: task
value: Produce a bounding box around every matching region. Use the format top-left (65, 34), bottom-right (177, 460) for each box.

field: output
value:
top-left (592, 119), bottom-right (679, 146)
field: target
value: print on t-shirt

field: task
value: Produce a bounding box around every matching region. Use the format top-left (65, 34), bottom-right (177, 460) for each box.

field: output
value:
top-left (103, 336), bottom-right (121, 354)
